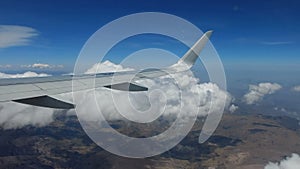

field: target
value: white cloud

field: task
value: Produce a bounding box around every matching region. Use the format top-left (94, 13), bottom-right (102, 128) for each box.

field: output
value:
top-left (0, 102), bottom-right (55, 129)
top-left (229, 104), bottom-right (238, 113)
top-left (85, 60), bottom-right (133, 74)
top-left (73, 61), bottom-right (232, 123)
top-left (0, 25), bottom-right (38, 48)
top-left (261, 41), bottom-right (293, 45)
top-left (243, 82), bottom-right (282, 104)
top-left (21, 63), bottom-right (64, 69)
top-left (0, 61), bottom-right (232, 129)
top-left (73, 81), bottom-right (232, 122)
top-left (32, 63), bottom-right (51, 69)
top-left (56, 64), bottom-right (64, 68)
top-left (0, 64), bottom-right (12, 68)
top-left (292, 86), bottom-right (300, 92)
top-left (0, 71), bottom-right (54, 129)
top-left (0, 71), bottom-right (50, 79)
top-left (265, 153), bottom-right (300, 169)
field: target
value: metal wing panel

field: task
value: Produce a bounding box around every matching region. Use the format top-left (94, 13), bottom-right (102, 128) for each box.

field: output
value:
top-left (0, 77), bottom-right (85, 102)
top-left (0, 84), bottom-right (45, 102)
top-left (0, 69), bottom-right (174, 102)
top-left (0, 74), bottom-right (138, 102)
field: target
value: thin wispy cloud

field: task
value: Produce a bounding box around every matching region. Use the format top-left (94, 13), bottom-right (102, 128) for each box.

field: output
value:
top-left (260, 41), bottom-right (293, 45)
top-left (0, 64), bottom-right (12, 68)
top-left (21, 63), bottom-right (64, 69)
top-left (0, 25), bottom-right (38, 48)
top-left (292, 85), bottom-right (300, 92)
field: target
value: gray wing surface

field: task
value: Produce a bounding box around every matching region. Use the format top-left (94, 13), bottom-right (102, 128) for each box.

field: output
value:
top-left (0, 31), bottom-right (212, 109)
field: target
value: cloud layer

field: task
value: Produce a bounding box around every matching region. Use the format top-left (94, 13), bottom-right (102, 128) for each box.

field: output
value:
top-left (0, 71), bottom-right (50, 79)
top-left (243, 82), bottom-right (282, 104)
top-left (21, 63), bottom-right (64, 69)
top-left (0, 25), bottom-right (38, 48)
top-left (0, 102), bottom-right (55, 129)
top-left (74, 61), bottom-right (232, 124)
top-left (0, 61), bottom-right (232, 129)
top-left (265, 153), bottom-right (300, 169)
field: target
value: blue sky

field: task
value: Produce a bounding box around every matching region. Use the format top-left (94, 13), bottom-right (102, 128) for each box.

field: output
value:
top-left (0, 0), bottom-right (299, 73)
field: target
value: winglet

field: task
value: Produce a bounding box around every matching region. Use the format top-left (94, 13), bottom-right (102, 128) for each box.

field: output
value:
top-left (176, 30), bottom-right (213, 69)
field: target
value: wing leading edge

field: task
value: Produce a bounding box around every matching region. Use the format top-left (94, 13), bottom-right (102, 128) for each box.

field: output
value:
top-left (0, 31), bottom-right (213, 109)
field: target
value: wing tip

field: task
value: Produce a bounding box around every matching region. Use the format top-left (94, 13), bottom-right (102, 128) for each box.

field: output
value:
top-left (206, 30), bottom-right (213, 34)
top-left (173, 30), bottom-right (213, 70)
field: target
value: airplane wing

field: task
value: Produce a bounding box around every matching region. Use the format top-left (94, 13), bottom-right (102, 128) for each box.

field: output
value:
top-left (0, 31), bottom-right (212, 109)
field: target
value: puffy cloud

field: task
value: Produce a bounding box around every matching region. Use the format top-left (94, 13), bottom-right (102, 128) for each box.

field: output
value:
top-left (265, 153), bottom-right (300, 169)
top-left (229, 104), bottom-right (238, 113)
top-left (0, 25), bottom-right (38, 48)
top-left (0, 71), bottom-right (50, 79)
top-left (73, 61), bottom-right (232, 123)
top-left (73, 80), bottom-right (232, 122)
top-left (243, 83), bottom-right (282, 105)
top-left (292, 86), bottom-right (300, 92)
top-left (0, 102), bottom-right (55, 129)
top-left (85, 60), bottom-right (133, 74)
top-left (0, 61), bottom-right (232, 129)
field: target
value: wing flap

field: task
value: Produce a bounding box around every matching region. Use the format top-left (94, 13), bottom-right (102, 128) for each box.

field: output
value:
top-left (104, 82), bottom-right (148, 92)
top-left (13, 95), bottom-right (75, 109)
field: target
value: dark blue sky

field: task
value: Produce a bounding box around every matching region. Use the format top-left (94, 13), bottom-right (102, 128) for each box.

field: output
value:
top-left (0, 0), bottom-right (299, 72)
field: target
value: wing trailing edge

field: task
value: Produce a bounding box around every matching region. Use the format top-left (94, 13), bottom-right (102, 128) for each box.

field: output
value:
top-left (104, 82), bottom-right (148, 92)
top-left (12, 82), bottom-right (147, 109)
top-left (13, 95), bottom-right (75, 109)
